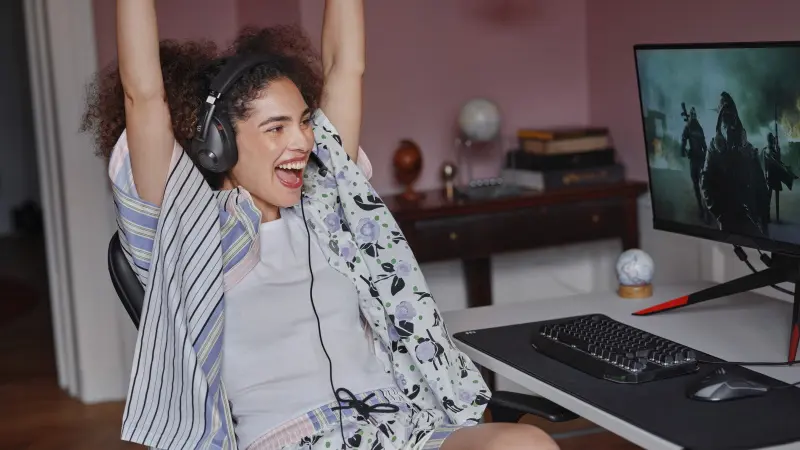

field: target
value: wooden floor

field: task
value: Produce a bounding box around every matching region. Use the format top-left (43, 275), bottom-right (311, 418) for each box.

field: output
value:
top-left (0, 309), bottom-right (140, 450)
top-left (0, 235), bottom-right (640, 449)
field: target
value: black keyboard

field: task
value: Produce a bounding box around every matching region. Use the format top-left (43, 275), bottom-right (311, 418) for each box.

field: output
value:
top-left (530, 314), bottom-right (700, 383)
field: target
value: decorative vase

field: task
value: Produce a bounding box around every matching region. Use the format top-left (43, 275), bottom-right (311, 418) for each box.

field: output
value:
top-left (393, 139), bottom-right (423, 201)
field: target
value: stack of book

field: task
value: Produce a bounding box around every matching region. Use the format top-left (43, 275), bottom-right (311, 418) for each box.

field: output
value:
top-left (501, 127), bottom-right (624, 191)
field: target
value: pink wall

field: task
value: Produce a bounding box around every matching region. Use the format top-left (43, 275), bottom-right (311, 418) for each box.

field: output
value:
top-left (92, 1), bottom-right (591, 194)
top-left (237, 0), bottom-right (300, 30)
top-left (301, 0), bottom-right (590, 193)
top-left (93, 0), bottom-right (298, 68)
top-left (587, 0), bottom-right (800, 181)
top-left (99, 1), bottom-right (800, 194)
top-left (92, 0), bottom-right (238, 68)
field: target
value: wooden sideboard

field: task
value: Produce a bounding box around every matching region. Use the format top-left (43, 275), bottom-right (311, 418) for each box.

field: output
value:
top-left (384, 181), bottom-right (649, 308)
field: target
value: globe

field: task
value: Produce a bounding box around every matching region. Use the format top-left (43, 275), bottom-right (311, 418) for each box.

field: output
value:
top-left (615, 249), bottom-right (655, 287)
top-left (458, 98), bottom-right (501, 142)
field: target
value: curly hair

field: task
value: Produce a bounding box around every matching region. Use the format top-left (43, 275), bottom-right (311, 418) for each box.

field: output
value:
top-left (81, 24), bottom-right (323, 186)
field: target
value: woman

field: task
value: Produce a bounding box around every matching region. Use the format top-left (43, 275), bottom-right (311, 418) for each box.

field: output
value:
top-left (82, 1), bottom-right (559, 449)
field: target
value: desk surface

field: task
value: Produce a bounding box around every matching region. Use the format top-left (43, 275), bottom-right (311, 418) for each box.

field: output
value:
top-left (384, 181), bottom-right (647, 220)
top-left (443, 282), bottom-right (800, 450)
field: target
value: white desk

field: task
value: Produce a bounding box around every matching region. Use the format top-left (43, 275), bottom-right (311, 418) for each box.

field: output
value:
top-left (442, 282), bottom-right (800, 450)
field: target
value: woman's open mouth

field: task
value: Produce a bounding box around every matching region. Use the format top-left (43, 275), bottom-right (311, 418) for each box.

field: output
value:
top-left (275, 159), bottom-right (306, 189)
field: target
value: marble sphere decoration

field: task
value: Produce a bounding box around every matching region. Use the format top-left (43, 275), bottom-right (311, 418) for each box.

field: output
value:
top-left (615, 248), bottom-right (655, 299)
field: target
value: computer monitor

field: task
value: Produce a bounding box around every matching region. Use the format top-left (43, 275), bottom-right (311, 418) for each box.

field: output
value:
top-left (632, 42), bottom-right (799, 363)
top-left (634, 41), bottom-right (800, 257)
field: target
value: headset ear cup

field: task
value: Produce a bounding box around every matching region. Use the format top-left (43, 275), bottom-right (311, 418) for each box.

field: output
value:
top-left (193, 115), bottom-right (238, 173)
top-left (216, 115), bottom-right (238, 171)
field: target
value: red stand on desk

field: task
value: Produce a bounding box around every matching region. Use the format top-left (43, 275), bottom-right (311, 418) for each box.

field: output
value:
top-left (633, 254), bottom-right (800, 363)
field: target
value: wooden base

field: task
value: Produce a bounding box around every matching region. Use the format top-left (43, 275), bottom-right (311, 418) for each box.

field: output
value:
top-left (444, 181), bottom-right (455, 202)
top-left (400, 185), bottom-right (424, 202)
top-left (618, 284), bottom-right (653, 299)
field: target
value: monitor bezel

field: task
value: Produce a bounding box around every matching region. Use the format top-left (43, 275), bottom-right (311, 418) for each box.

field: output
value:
top-left (633, 40), bottom-right (800, 258)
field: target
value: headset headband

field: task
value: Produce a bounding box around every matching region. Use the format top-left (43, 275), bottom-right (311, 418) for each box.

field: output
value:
top-left (194, 54), bottom-right (274, 143)
top-left (210, 54), bottom-right (274, 95)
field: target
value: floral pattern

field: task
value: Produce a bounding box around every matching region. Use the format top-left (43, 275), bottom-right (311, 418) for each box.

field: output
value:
top-left (291, 110), bottom-right (491, 439)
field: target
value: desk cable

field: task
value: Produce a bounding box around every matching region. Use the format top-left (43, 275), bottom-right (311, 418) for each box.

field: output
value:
top-left (773, 379), bottom-right (800, 389)
top-left (732, 245), bottom-right (794, 296)
top-left (669, 246), bottom-right (799, 370)
top-left (697, 358), bottom-right (797, 367)
top-left (300, 197), bottom-right (399, 450)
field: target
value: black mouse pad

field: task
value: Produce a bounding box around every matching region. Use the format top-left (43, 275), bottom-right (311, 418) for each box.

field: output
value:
top-left (454, 318), bottom-right (800, 450)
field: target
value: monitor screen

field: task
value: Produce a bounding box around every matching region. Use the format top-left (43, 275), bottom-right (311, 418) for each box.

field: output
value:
top-left (634, 42), bottom-right (800, 257)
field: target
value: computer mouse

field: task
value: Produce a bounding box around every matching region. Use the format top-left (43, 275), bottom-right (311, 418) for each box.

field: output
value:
top-left (687, 367), bottom-right (769, 402)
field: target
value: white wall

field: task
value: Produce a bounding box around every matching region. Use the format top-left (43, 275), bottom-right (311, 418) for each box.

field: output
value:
top-left (426, 193), bottom-right (709, 315)
top-left (0, 0), bottom-right (39, 236)
top-left (29, 0), bottom-right (129, 403)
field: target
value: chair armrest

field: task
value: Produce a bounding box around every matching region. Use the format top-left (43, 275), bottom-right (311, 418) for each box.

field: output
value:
top-left (488, 390), bottom-right (578, 423)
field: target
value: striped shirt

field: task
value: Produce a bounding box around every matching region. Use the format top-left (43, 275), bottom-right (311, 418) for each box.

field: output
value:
top-left (110, 109), bottom-right (490, 450)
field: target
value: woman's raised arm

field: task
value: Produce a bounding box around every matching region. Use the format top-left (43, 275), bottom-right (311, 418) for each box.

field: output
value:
top-left (117, 0), bottom-right (174, 206)
top-left (320, 0), bottom-right (365, 163)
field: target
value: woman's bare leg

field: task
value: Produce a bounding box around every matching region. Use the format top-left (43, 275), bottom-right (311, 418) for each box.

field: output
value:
top-left (439, 422), bottom-right (559, 450)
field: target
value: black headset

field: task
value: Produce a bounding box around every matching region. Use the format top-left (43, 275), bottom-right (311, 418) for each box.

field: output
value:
top-left (190, 54), bottom-right (274, 173)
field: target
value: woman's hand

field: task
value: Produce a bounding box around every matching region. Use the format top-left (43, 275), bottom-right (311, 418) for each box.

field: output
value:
top-left (117, 0), bottom-right (174, 206)
top-left (320, 0), bottom-right (365, 163)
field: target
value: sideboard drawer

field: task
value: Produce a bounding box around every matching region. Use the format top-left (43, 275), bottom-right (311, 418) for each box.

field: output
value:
top-left (402, 201), bottom-right (625, 262)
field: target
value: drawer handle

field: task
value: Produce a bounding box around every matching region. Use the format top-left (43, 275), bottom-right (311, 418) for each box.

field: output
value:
top-left (449, 232), bottom-right (458, 241)
top-left (592, 214), bottom-right (600, 223)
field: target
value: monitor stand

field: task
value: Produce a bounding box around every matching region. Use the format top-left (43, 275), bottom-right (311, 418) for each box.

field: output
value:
top-left (632, 253), bottom-right (800, 363)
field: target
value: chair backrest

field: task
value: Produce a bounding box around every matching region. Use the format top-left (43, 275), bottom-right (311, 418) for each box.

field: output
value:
top-left (108, 232), bottom-right (144, 328)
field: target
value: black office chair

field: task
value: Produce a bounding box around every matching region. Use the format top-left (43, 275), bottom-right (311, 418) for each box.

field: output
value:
top-left (108, 232), bottom-right (577, 423)
top-left (109, 232), bottom-right (145, 328)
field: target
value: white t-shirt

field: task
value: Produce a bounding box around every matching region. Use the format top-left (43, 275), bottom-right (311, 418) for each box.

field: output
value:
top-left (222, 207), bottom-right (395, 449)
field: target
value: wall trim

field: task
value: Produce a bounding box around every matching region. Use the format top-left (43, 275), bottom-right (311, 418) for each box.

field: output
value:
top-left (26, 0), bottom-right (129, 403)
top-left (23, 0), bottom-right (79, 396)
